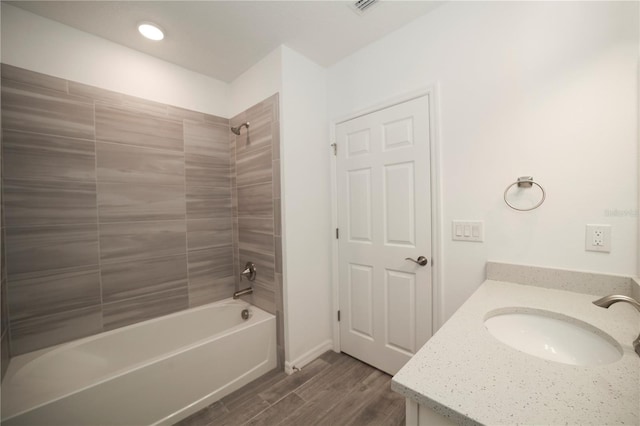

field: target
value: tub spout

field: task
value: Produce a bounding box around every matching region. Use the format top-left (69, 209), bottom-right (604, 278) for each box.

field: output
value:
top-left (592, 294), bottom-right (640, 357)
top-left (233, 287), bottom-right (253, 299)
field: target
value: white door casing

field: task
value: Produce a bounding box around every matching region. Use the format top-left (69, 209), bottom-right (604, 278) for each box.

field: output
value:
top-left (336, 95), bottom-right (432, 375)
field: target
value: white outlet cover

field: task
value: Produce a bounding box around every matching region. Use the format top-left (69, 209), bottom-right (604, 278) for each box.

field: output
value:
top-left (585, 224), bottom-right (611, 253)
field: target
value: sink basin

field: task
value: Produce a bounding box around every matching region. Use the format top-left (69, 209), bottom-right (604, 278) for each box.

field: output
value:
top-left (484, 310), bottom-right (622, 366)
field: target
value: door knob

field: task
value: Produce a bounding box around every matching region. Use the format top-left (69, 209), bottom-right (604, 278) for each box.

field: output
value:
top-left (405, 256), bottom-right (428, 266)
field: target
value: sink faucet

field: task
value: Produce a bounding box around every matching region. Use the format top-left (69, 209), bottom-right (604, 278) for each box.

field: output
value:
top-left (592, 294), bottom-right (640, 357)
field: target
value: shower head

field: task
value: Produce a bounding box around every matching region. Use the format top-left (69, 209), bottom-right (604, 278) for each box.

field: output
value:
top-left (231, 122), bottom-right (250, 135)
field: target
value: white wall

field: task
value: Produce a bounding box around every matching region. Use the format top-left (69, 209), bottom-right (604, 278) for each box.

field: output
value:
top-left (328, 1), bottom-right (639, 323)
top-left (1, 4), bottom-right (229, 116)
top-left (279, 46), bottom-right (332, 368)
top-left (228, 47), bottom-right (282, 118)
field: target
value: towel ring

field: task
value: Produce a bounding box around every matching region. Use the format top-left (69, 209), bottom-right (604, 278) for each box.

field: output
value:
top-left (504, 176), bottom-right (546, 211)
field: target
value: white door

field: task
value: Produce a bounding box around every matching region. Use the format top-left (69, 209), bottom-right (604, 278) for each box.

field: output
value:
top-left (336, 95), bottom-right (432, 375)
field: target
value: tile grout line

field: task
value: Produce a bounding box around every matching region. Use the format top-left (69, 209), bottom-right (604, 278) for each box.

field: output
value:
top-left (92, 97), bottom-right (105, 333)
top-left (181, 118), bottom-right (193, 307)
top-left (2, 114), bottom-right (14, 353)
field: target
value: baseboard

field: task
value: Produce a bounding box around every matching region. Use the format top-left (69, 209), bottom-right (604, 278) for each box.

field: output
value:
top-left (284, 339), bottom-right (334, 375)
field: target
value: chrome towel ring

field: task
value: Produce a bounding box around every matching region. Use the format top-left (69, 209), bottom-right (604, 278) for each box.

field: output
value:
top-left (504, 176), bottom-right (546, 211)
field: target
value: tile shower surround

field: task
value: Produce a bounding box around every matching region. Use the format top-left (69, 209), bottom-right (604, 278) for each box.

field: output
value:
top-left (0, 65), bottom-right (283, 366)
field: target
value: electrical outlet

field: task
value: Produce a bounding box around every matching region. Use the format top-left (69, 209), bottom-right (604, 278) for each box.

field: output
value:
top-left (586, 225), bottom-right (611, 253)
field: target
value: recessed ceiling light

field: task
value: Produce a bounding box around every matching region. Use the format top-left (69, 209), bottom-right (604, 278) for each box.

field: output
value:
top-left (138, 22), bottom-right (164, 41)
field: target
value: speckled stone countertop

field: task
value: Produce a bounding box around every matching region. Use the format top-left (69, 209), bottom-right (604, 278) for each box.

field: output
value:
top-left (392, 264), bottom-right (640, 425)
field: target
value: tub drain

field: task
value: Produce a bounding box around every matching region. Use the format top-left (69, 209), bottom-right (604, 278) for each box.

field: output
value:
top-left (241, 309), bottom-right (250, 320)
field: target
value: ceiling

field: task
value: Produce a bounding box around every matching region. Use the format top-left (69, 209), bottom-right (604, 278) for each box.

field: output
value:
top-left (9, 1), bottom-right (443, 83)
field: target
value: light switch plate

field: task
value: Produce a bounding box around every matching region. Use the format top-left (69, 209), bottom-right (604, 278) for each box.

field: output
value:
top-left (452, 221), bottom-right (484, 242)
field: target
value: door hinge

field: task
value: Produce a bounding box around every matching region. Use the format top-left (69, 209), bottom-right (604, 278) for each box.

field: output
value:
top-left (336, 228), bottom-right (339, 239)
top-left (331, 142), bottom-right (337, 156)
top-left (337, 310), bottom-right (341, 322)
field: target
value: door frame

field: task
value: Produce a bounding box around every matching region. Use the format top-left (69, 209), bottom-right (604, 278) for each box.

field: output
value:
top-left (330, 85), bottom-right (444, 353)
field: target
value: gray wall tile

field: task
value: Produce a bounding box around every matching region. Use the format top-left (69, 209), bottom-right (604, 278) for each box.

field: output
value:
top-left (204, 114), bottom-right (230, 126)
top-left (99, 220), bottom-right (186, 264)
top-left (103, 288), bottom-right (188, 331)
top-left (4, 179), bottom-right (97, 227)
top-left (1, 229), bottom-right (6, 282)
top-left (121, 95), bottom-right (170, 118)
top-left (1, 63), bottom-right (68, 93)
top-left (97, 142), bottom-right (185, 185)
top-left (188, 246), bottom-right (234, 284)
top-left (239, 228), bottom-right (274, 255)
top-left (97, 182), bottom-right (185, 222)
top-left (95, 103), bottom-right (183, 151)
top-left (238, 217), bottom-right (274, 235)
top-left (168, 106), bottom-right (205, 122)
top-left (274, 273), bottom-right (284, 313)
top-left (189, 275), bottom-right (235, 308)
top-left (10, 305), bottom-right (102, 355)
top-left (275, 237), bottom-right (282, 274)
top-left (1, 79), bottom-right (94, 139)
top-left (9, 266), bottom-right (101, 321)
top-left (68, 81), bottom-right (123, 104)
top-left (6, 225), bottom-right (99, 277)
top-left (272, 160), bottom-right (281, 197)
top-left (1, 331), bottom-right (9, 380)
top-left (272, 122), bottom-right (280, 160)
top-left (236, 146), bottom-right (273, 188)
top-left (238, 183), bottom-right (273, 217)
top-left (8, 268), bottom-right (101, 321)
top-left (274, 200), bottom-right (282, 236)
top-left (251, 283), bottom-right (276, 315)
top-left (187, 218), bottom-right (233, 251)
top-left (2, 130), bottom-right (96, 182)
top-left (101, 254), bottom-right (188, 303)
top-left (184, 121), bottom-right (229, 158)
top-left (1, 277), bottom-right (8, 340)
top-left (185, 153), bottom-right (230, 187)
top-left (186, 185), bottom-right (231, 219)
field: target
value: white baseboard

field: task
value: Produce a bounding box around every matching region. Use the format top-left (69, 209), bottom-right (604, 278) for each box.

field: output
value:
top-left (284, 339), bottom-right (334, 375)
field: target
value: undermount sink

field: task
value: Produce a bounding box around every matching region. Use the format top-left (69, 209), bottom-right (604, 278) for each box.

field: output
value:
top-left (484, 309), bottom-right (622, 366)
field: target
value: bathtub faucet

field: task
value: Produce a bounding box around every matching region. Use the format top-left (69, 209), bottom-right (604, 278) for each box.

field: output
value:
top-left (592, 294), bottom-right (640, 357)
top-left (233, 287), bottom-right (253, 299)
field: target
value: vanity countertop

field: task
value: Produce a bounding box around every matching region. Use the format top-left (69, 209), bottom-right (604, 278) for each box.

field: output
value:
top-left (391, 278), bottom-right (640, 425)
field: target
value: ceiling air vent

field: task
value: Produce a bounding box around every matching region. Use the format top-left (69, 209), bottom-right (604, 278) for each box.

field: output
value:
top-left (351, 0), bottom-right (379, 15)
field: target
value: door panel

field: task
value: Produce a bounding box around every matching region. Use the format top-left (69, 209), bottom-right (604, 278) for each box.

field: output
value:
top-left (337, 95), bottom-right (432, 375)
top-left (384, 162), bottom-right (415, 246)
top-left (348, 263), bottom-right (374, 339)
top-left (347, 168), bottom-right (373, 243)
top-left (385, 269), bottom-right (416, 355)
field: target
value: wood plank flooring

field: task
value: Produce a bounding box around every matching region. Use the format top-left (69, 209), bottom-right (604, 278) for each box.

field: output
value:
top-left (175, 351), bottom-right (405, 426)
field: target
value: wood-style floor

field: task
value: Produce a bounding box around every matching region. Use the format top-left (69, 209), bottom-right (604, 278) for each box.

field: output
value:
top-left (175, 351), bottom-right (405, 426)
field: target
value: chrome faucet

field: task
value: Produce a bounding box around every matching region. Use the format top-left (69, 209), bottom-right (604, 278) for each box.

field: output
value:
top-left (233, 287), bottom-right (253, 299)
top-left (592, 294), bottom-right (640, 357)
top-left (233, 262), bottom-right (257, 299)
top-left (241, 262), bottom-right (257, 281)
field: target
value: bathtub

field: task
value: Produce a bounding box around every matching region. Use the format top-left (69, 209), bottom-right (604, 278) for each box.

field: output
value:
top-left (1, 298), bottom-right (276, 425)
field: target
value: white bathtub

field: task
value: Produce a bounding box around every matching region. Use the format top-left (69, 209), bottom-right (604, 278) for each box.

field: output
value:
top-left (1, 298), bottom-right (276, 425)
